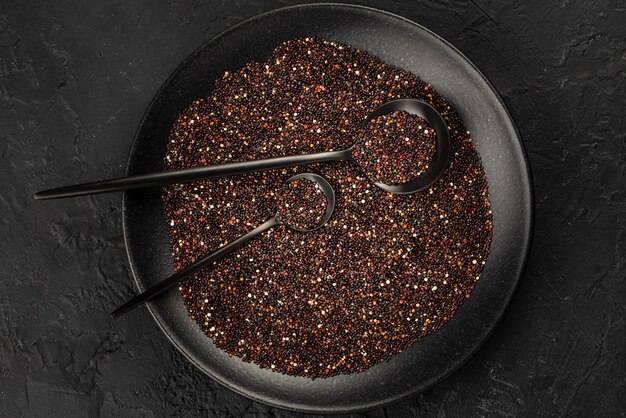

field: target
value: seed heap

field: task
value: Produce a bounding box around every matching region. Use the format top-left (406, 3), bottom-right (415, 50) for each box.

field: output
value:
top-left (276, 178), bottom-right (327, 231)
top-left (353, 111), bottom-right (436, 184)
top-left (163, 37), bottom-right (492, 378)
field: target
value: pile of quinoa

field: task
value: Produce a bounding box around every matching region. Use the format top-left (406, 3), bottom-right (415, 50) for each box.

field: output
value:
top-left (163, 37), bottom-right (493, 378)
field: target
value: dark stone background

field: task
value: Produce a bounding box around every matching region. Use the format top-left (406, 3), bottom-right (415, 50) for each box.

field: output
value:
top-left (1, 0), bottom-right (624, 416)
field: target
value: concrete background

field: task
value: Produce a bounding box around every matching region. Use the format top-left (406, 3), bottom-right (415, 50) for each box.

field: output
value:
top-left (1, 1), bottom-right (624, 416)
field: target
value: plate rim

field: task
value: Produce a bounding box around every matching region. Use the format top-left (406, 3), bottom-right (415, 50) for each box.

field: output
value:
top-left (121, 3), bottom-right (534, 413)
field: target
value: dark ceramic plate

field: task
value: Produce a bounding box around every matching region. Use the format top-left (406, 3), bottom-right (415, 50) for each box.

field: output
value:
top-left (122, 4), bottom-right (532, 413)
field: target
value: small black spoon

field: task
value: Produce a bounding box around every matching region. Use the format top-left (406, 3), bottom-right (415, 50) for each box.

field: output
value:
top-left (34, 99), bottom-right (450, 199)
top-left (110, 173), bottom-right (335, 318)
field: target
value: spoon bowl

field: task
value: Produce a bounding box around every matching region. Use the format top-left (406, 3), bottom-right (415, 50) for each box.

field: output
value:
top-left (279, 173), bottom-right (336, 232)
top-left (362, 99), bottom-right (451, 194)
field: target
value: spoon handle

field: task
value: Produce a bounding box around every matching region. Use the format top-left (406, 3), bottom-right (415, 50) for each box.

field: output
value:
top-left (34, 149), bottom-right (353, 200)
top-left (111, 217), bottom-right (280, 318)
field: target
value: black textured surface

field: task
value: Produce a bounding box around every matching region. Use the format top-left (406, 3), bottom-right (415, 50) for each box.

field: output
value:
top-left (1, 1), bottom-right (624, 417)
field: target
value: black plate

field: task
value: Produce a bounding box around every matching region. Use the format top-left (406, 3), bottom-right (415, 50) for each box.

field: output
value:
top-left (122, 4), bottom-right (532, 413)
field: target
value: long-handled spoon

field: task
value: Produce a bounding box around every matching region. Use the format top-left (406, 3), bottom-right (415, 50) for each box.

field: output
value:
top-left (110, 173), bottom-right (335, 318)
top-left (35, 99), bottom-right (450, 199)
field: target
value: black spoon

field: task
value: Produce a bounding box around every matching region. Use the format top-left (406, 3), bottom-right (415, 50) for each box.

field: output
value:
top-left (34, 99), bottom-right (450, 199)
top-left (110, 172), bottom-right (335, 318)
